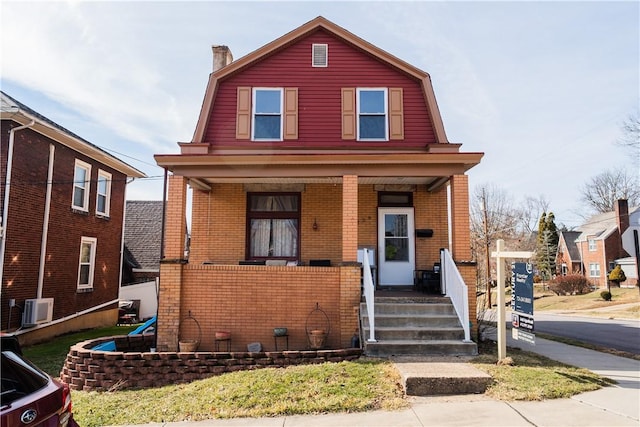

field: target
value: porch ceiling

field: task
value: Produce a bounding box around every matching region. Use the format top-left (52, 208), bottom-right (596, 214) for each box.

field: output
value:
top-left (154, 152), bottom-right (483, 191)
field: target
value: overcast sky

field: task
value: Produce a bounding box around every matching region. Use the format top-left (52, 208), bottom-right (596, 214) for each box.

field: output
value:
top-left (2, 1), bottom-right (638, 228)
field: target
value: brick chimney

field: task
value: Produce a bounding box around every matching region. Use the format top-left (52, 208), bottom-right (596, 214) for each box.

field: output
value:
top-left (615, 199), bottom-right (629, 234)
top-left (212, 45), bottom-right (233, 72)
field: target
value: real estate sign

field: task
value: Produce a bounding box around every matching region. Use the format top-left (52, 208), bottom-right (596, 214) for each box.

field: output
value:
top-left (511, 262), bottom-right (535, 343)
top-left (511, 262), bottom-right (534, 314)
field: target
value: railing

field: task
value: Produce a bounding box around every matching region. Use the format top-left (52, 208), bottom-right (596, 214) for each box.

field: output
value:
top-left (362, 248), bottom-right (377, 342)
top-left (441, 249), bottom-right (471, 342)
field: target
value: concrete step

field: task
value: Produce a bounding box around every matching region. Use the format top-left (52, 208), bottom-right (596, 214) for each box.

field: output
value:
top-left (362, 326), bottom-right (465, 341)
top-left (364, 340), bottom-right (478, 357)
top-left (392, 358), bottom-right (491, 396)
top-left (362, 314), bottom-right (461, 328)
top-left (360, 297), bottom-right (478, 358)
top-left (361, 302), bottom-right (457, 315)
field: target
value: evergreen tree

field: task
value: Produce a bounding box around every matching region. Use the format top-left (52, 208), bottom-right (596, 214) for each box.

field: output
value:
top-left (608, 265), bottom-right (627, 286)
top-left (536, 212), bottom-right (559, 280)
top-left (545, 212), bottom-right (559, 275)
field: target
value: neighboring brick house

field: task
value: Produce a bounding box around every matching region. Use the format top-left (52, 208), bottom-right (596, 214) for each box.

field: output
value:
top-left (154, 17), bottom-right (483, 353)
top-left (0, 91), bottom-right (145, 342)
top-left (558, 199), bottom-right (638, 288)
top-left (556, 231), bottom-right (582, 275)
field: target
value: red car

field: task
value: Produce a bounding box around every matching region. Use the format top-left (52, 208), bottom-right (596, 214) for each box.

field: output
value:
top-left (1, 336), bottom-right (78, 427)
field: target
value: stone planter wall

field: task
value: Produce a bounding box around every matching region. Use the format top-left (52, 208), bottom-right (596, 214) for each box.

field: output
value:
top-left (60, 335), bottom-right (362, 391)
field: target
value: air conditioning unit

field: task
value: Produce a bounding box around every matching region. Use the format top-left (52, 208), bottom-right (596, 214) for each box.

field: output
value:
top-left (22, 298), bottom-right (54, 327)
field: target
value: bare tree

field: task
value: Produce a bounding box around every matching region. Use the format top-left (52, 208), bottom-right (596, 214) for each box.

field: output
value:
top-left (579, 169), bottom-right (640, 214)
top-left (470, 184), bottom-right (528, 308)
top-left (520, 195), bottom-right (550, 236)
top-left (616, 114), bottom-right (640, 167)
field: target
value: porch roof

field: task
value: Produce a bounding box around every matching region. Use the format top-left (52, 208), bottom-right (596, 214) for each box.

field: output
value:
top-left (154, 151), bottom-right (483, 191)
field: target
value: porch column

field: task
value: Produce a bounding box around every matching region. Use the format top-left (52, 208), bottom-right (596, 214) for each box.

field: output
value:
top-left (449, 174), bottom-right (471, 261)
top-left (340, 175), bottom-right (360, 347)
top-left (342, 175), bottom-right (358, 262)
top-left (449, 174), bottom-right (478, 337)
top-left (164, 174), bottom-right (189, 260)
top-left (157, 174), bottom-right (188, 351)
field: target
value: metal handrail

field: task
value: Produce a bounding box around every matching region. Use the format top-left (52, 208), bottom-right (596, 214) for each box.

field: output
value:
top-left (441, 249), bottom-right (471, 342)
top-left (362, 248), bottom-right (376, 342)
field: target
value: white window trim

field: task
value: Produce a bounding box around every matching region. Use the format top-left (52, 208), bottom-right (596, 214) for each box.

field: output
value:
top-left (312, 43), bottom-right (328, 67)
top-left (356, 88), bottom-right (388, 141)
top-left (77, 237), bottom-right (97, 290)
top-left (72, 159), bottom-right (91, 211)
top-left (589, 262), bottom-right (600, 278)
top-left (588, 238), bottom-right (596, 251)
top-left (251, 88), bottom-right (283, 141)
top-left (96, 169), bottom-right (112, 217)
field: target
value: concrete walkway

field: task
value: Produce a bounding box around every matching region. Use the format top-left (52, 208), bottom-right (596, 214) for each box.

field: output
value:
top-left (113, 334), bottom-right (640, 427)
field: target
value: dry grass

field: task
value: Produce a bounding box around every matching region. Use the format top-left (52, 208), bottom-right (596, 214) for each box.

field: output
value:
top-left (533, 286), bottom-right (639, 319)
top-left (472, 344), bottom-right (614, 401)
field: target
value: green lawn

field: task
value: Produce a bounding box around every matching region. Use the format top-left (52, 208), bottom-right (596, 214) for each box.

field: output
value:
top-left (22, 325), bottom-right (137, 376)
top-left (71, 360), bottom-right (407, 427)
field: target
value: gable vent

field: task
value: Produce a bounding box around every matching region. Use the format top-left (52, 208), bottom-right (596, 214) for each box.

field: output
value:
top-left (312, 44), bottom-right (328, 67)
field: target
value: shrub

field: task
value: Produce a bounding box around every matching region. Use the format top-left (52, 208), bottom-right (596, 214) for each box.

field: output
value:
top-left (548, 275), bottom-right (592, 296)
top-left (600, 290), bottom-right (612, 301)
top-left (608, 265), bottom-right (627, 284)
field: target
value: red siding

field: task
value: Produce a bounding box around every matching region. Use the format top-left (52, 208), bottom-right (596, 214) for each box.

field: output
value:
top-left (205, 30), bottom-right (436, 147)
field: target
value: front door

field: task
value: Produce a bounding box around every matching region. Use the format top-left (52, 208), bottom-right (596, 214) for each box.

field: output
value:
top-left (378, 208), bottom-right (415, 286)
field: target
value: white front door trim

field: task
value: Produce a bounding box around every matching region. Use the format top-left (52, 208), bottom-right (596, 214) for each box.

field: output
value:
top-left (377, 207), bottom-right (415, 286)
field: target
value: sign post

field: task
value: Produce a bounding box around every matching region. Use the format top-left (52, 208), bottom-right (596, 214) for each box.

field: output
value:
top-left (491, 239), bottom-right (533, 360)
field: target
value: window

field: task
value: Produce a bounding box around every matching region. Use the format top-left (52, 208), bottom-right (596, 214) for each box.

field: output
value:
top-left (72, 160), bottom-right (91, 211)
top-left (252, 88), bottom-right (283, 140)
top-left (312, 43), bottom-right (328, 67)
top-left (96, 170), bottom-right (111, 217)
top-left (78, 237), bottom-right (97, 290)
top-left (247, 193), bottom-right (299, 260)
top-left (357, 88), bottom-right (388, 140)
top-left (378, 192), bottom-right (413, 207)
top-left (588, 238), bottom-right (596, 251)
top-left (589, 262), bottom-right (600, 278)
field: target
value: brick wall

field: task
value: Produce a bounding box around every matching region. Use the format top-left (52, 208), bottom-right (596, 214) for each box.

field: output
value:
top-left (61, 336), bottom-right (361, 391)
top-left (162, 264), bottom-right (360, 352)
top-left (188, 182), bottom-right (450, 269)
top-left (1, 121), bottom-right (126, 330)
top-left (159, 176), bottom-right (475, 349)
top-left (449, 175), bottom-right (472, 262)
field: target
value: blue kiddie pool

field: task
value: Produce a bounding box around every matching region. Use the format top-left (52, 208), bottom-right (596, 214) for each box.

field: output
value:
top-left (92, 316), bottom-right (156, 351)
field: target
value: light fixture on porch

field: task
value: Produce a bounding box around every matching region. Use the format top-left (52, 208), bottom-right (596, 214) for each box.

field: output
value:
top-left (313, 218), bottom-right (318, 231)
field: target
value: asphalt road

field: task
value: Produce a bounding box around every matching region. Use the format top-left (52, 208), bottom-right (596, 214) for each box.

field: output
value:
top-left (509, 312), bottom-right (640, 354)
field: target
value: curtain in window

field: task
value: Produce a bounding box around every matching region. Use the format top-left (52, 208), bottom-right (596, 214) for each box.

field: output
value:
top-left (249, 195), bottom-right (298, 257)
top-left (272, 219), bottom-right (297, 256)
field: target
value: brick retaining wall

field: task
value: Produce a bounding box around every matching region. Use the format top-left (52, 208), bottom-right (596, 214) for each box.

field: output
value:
top-left (60, 335), bottom-right (362, 391)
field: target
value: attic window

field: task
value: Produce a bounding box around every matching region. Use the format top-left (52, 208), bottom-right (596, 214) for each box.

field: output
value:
top-left (312, 44), bottom-right (328, 67)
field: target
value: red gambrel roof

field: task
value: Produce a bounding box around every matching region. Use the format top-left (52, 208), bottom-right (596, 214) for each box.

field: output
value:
top-left (192, 16), bottom-right (449, 144)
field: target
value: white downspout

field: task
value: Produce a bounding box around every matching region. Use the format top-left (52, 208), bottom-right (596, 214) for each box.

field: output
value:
top-left (0, 120), bottom-right (35, 291)
top-left (36, 144), bottom-right (55, 299)
top-left (118, 179), bottom-right (133, 298)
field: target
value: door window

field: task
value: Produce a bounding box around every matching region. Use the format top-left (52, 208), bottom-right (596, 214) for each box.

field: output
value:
top-left (384, 214), bottom-right (409, 262)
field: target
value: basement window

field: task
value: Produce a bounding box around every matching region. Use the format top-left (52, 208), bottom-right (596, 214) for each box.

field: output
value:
top-left (312, 44), bottom-right (328, 67)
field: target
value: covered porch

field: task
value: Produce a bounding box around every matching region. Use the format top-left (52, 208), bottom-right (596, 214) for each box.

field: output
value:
top-left (154, 150), bottom-right (481, 352)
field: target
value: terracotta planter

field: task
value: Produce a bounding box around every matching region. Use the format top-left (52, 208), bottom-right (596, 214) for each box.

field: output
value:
top-left (215, 331), bottom-right (231, 340)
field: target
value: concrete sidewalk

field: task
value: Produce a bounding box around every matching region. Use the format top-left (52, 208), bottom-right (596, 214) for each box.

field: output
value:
top-left (113, 336), bottom-right (640, 427)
